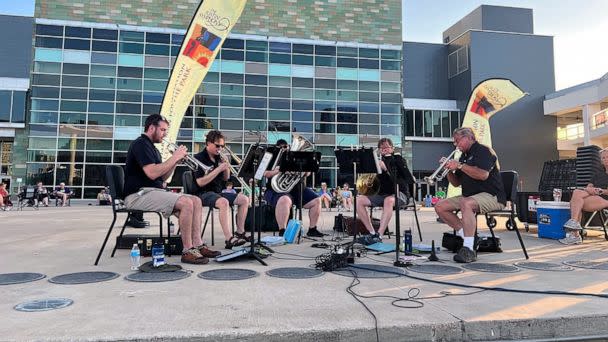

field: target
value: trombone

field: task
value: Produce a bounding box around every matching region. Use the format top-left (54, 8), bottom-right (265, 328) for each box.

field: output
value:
top-left (219, 146), bottom-right (252, 194)
top-left (424, 149), bottom-right (459, 185)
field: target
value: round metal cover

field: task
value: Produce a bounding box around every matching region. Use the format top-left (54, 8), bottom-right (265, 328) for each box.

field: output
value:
top-left (266, 267), bottom-right (323, 279)
top-left (463, 263), bottom-right (520, 273)
top-left (563, 260), bottom-right (608, 270)
top-left (515, 261), bottom-right (573, 272)
top-left (14, 298), bottom-right (73, 312)
top-left (125, 270), bottom-right (191, 282)
top-left (49, 272), bottom-right (119, 285)
top-left (407, 264), bottom-right (463, 275)
top-left (332, 264), bottom-right (406, 279)
top-left (198, 268), bottom-right (258, 281)
top-left (0, 273), bottom-right (46, 285)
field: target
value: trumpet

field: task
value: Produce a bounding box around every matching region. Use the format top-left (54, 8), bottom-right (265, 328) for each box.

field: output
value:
top-left (424, 149), bottom-right (459, 185)
top-left (219, 146), bottom-right (252, 194)
top-left (163, 138), bottom-right (213, 173)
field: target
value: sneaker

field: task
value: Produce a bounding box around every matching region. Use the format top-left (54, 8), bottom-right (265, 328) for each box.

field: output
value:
top-left (181, 248), bottom-right (209, 264)
top-left (306, 227), bottom-right (327, 237)
top-left (278, 229), bottom-right (286, 237)
top-left (453, 247), bottom-right (477, 263)
top-left (125, 217), bottom-right (147, 229)
top-left (357, 233), bottom-right (382, 246)
top-left (558, 234), bottom-right (582, 245)
top-left (563, 218), bottom-right (583, 231)
top-left (197, 245), bottom-right (221, 258)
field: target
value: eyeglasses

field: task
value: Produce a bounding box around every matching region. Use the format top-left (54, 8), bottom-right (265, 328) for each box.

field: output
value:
top-left (214, 143), bottom-right (225, 149)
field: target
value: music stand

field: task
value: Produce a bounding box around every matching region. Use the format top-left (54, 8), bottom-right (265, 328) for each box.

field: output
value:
top-left (236, 144), bottom-right (273, 265)
top-left (278, 151), bottom-right (321, 244)
top-left (334, 147), bottom-right (379, 262)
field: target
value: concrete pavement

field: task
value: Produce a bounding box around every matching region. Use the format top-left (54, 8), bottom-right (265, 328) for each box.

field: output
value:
top-left (2, 204), bottom-right (608, 341)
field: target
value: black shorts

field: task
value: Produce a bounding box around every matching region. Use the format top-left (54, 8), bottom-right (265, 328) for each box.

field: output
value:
top-left (264, 188), bottom-right (318, 208)
top-left (199, 192), bottom-right (237, 207)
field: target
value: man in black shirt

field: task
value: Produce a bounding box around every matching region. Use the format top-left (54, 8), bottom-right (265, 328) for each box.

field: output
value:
top-left (193, 130), bottom-right (251, 249)
top-left (263, 139), bottom-right (324, 238)
top-left (356, 138), bottom-right (416, 245)
top-left (123, 114), bottom-right (214, 265)
top-left (435, 127), bottom-right (506, 263)
top-left (561, 149), bottom-right (608, 245)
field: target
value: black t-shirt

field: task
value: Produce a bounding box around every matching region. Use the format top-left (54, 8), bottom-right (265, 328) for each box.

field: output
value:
top-left (193, 148), bottom-right (223, 194)
top-left (589, 170), bottom-right (608, 189)
top-left (377, 154), bottom-right (415, 196)
top-left (124, 134), bottom-right (164, 196)
top-left (456, 142), bottom-right (506, 204)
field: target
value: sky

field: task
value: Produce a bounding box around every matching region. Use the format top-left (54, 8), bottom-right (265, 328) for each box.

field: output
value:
top-left (0, 0), bottom-right (606, 90)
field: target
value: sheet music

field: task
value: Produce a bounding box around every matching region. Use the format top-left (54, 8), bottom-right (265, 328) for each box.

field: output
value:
top-left (255, 152), bottom-right (273, 180)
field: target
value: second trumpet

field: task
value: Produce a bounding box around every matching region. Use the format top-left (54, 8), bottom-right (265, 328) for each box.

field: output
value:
top-left (424, 149), bottom-right (459, 185)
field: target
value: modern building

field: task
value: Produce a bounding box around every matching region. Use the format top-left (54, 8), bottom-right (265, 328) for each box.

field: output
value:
top-left (16, 0), bottom-right (403, 198)
top-left (404, 5), bottom-right (558, 192)
top-left (544, 72), bottom-right (608, 158)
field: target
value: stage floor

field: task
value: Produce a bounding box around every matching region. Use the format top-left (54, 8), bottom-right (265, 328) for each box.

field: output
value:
top-left (2, 204), bottom-right (608, 341)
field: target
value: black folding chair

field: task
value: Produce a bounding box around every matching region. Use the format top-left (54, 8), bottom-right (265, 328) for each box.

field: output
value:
top-left (19, 186), bottom-right (38, 210)
top-left (483, 170), bottom-right (529, 259)
top-left (368, 186), bottom-right (423, 241)
top-left (94, 165), bottom-right (169, 266)
top-left (582, 209), bottom-right (608, 241)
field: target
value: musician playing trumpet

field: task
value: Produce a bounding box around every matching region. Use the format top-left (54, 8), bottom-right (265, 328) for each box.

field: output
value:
top-left (263, 139), bottom-right (325, 238)
top-left (193, 130), bottom-right (251, 250)
top-left (123, 114), bottom-right (214, 265)
top-left (356, 138), bottom-right (415, 245)
top-left (434, 127), bottom-right (506, 263)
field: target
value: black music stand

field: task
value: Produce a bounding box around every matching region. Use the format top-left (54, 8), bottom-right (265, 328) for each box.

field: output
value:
top-left (278, 151), bottom-right (321, 244)
top-left (237, 144), bottom-right (273, 265)
top-left (335, 147), bottom-right (379, 262)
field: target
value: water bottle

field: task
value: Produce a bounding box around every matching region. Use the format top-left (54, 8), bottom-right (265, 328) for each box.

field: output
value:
top-left (130, 244), bottom-right (140, 270)
top-left (152, 243), bottom-right (165, 267)
top-left (404, 229), bottom-right (413, 254)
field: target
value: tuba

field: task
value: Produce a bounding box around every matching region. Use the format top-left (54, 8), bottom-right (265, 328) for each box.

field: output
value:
top-left (270, 133), bottom-right (314, 193)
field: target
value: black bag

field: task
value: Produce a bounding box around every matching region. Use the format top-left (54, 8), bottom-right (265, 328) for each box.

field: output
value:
top-left (115, 235), bottom-right (183, 257)
top-left (244, 204), bottom-right (280, 232)
top-left (477, 235), bottom-right (502, 253)
top-left (334, 214), bottom-right (380, 235)
top-left (442, 232), bottom-right (463, 253)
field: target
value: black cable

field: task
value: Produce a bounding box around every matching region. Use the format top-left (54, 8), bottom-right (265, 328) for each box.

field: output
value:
top-left (345, 269), bottom-right (380, 342)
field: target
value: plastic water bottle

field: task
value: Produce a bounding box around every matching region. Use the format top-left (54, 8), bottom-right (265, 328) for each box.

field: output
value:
top-left (130, 244), bottom-right (140, 270)
top-left (152, 243), bottom-right (165, 267)
top-left (404, 229), bottom-right (413, 254)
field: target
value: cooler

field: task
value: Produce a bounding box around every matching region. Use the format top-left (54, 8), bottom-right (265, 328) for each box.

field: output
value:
top-left (536, 201), bottom-right (570, 239)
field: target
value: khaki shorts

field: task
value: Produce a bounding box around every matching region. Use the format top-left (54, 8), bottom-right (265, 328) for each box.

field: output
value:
top-left (443, 192), bottom-right (505, 214)
top-left (124, 187), bottom-right (183, 218)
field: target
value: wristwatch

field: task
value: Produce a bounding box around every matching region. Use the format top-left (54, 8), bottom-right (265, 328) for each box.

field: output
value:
top-left (457, 163), bottom-right (464, 170)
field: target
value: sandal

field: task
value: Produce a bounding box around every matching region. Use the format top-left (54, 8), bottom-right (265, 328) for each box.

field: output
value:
top-left (234, 231), bottom-right (253, 242)
top-left (225, 235), bottom-right (247, 249)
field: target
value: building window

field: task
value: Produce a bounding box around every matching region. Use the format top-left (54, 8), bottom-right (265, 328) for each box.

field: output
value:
top-left (448, 46), bottom-right (468, 78)
top-left (404, 109), bottom-right (463, 138)
top-left (0, 90), bottom-right (26, 123)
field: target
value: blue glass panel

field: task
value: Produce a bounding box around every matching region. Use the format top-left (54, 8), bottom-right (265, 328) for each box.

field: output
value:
top-left (118, 54), bottom-right (144, 67)
top-left (292, 65), bottom-right (314, 78)
top-left (221, 60), bottom-right (245, 74)
top-left (114, 126), bottom-right (141, 140)
top-left (358, 70), bottom-right (380, 81)
top-left (268, 64), bottom-right (291, 77)
top-left (35, 49), bottom-right (62, 63)
top-left (63, 50), bottom-right (91, 64)
top-left (268, 132), bottom-right (291, 145)
top-left (336, 134), bottom-right (358, 146)
top-left (269, 42), bottom-right (291, 53)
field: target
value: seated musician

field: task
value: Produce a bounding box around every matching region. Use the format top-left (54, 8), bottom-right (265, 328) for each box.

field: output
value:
top-left (561, 148), bottom-right (608, 245)
top-left (434, 127), bottom-right (506, 263)
top-left (263, 139), bottom-right (324, 238)
top-left (356, 138), bottom-right (415, 245)
top-left (123, 114), bottom-right (217, 264)
top-left (193, 130), bottom-right (251, 249)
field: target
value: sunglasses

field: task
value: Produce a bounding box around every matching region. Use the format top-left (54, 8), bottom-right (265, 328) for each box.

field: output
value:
top-left (214, 143), bottom-right (225, 149)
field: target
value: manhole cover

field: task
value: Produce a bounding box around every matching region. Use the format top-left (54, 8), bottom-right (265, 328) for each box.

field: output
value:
top-left (563, 260), bottom-right (608, 270)
top-left (198, 268), bottom-right (258, 281)
top-left (407, 264), bottom-right (463, 275)
top-left (49, 272), bottom-right (119, 284)
top-left (125, 271), bottom-right (191, 282)
top-left (0, 273), bottom-right (46, 285)
top-left (463, 263), bottom-right (520, 273)
top-left (332, 264), bottom-right (406, 278)
top-left (515, 261), bottom-right (573, 272)
top-left (14, 298), bottom-right (73, 312)
top-left (266, 267), bottom-right (323, 279)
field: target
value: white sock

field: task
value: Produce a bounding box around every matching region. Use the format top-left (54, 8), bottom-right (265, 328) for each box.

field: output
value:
top-left (456, 229), bottom-right (465, 238)
top-left (463, 237), bottom-right (474, 250)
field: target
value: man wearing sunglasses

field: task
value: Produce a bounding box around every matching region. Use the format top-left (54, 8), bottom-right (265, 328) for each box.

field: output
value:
top-left (193, 130), bottom-right (251, 249)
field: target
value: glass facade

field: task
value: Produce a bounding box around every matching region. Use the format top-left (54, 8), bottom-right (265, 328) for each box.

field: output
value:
top-left (403, 109), bottom-right (463, 138)
top-left (0, 90), bottom-right (27, 124)
top-left (29, 22), bottom-right (403, 197)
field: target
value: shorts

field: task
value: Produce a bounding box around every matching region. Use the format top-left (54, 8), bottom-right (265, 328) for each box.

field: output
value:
top-left (443, 192), bottom-right (505, 214)
top-left (366, 192), bottom-right (408, 208)
top-left (199, 191), bottom-right (237, 207)
top-left (124, 187), bottom-right (183, 218)
top-left (264, 187), bottom-right (319, 208)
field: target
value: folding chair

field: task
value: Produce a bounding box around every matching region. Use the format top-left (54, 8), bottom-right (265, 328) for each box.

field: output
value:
top-left (483, 170), bottom-right (529, 259)
top-left (368, 186), bottom-right (423, 241)
top-left (19, 187), bottom-right (38, 210)
top-left (94, 165), bottom-right (169, 266)
top-left (181, 170), bottom-right (235, 246)
top-left (582, 209), bottom-right (608, 241)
